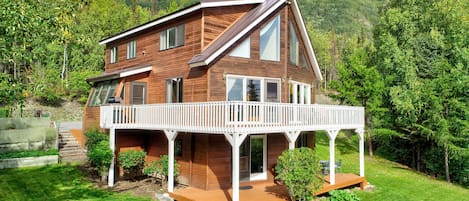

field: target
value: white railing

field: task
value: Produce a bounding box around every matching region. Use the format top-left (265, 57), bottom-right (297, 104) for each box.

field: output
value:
top-left (100, 101), bottom-right (364, 134)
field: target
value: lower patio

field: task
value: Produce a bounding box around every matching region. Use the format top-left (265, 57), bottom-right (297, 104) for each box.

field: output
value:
top-left (169, 173), bottom-right (366, 201)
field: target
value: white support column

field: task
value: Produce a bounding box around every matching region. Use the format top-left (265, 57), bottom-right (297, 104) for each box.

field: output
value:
top-left (327, 129), bottom-right (339, 185)
top-left (223, 133), bottom-right (248, 201)
top-left (164, 130), bottom-right (178, 192)
top-left (283, 131), bottom-right (301, 150)
top-left (356, 129), bottom-right (365, 177)
top-left (108, 128), bottom-right (116, 187)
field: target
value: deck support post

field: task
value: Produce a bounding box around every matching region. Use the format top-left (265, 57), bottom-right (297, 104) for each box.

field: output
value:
top-left (356, 129), bottom-right (365, 177)
top-left (108, 127), bottom-right (116, 187)
top-left (164, 130), bottom-right (178, 193)
top-left (327, 129), bottom-right (339, 185)
top-left (224, 132), bottom-right (248, 201)
top-left (284, 131), bottom-right (301, 150)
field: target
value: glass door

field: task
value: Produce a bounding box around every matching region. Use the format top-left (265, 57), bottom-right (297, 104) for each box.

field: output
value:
top-left (250, 135), bottom-right (267, 180)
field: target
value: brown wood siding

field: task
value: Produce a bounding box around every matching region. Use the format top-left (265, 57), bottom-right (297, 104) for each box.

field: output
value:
top-left (83, 107), bottom-right (100, 132)
top-left (207, 135), bottom-right (232, 190)
top-left (267, 134), bottom-right (288, 181)
top-left (202, 5), bottom-right (253, 49)
top-left (190, 134), bottom-right (208, 189)
top-left (175, 133), bottom-right (193, 185)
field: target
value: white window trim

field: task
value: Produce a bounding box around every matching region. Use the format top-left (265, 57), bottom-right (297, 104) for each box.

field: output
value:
top-left (110, 46), bottom-right (118, 64)
top-left (226, 74), bottom-right (281, 102)
top-left (160, 24), bottom-right (185, 50)
top-left (289, 80), bottom-right (311, 104)
top-left (127, 40), bottom-right (136, 59)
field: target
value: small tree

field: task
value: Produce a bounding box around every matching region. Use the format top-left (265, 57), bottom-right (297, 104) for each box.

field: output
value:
top-left (144, 155), bottom-right (180, 188)
top-left (118, 150), bottom-right (146, 179)
top-left (87, 140), bottom-right (113, 183)
top-left (275, 147), bottom-right (322, 201)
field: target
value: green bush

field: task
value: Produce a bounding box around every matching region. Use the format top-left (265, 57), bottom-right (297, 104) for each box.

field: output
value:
top-left (118, 150), bottom-right (146, 179)
top-left (118, 150), bottom-right (146, 169)
top-left (328, 190), bottom-right (360, 201)
top-left (275, 147), bottom-right (323, 201)
top-left (87, 140), bottom-right (113, 182)
top-left (144, 155), bottom-right (180, 186)
top-left (84, 129), bottom-right (108, 151)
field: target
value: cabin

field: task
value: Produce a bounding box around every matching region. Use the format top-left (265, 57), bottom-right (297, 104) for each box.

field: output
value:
top-left (83, 0), bottom-right (366, 200)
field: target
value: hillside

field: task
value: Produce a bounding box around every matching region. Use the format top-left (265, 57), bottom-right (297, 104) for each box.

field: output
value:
top-left (315, 133), bottom-right (469, 200)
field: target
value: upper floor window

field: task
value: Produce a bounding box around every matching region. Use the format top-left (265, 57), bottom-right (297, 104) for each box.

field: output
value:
top-left (127, 40), bottom-right (136, 59)
top-left (160, 24), bottom-right (185, 50)
top-left (110, 46), bottom-right (118, 64)
top-left (289, 81), bottom-right (311, 104)
top-left (289, 22), bottom-right (299, 65)
top-left (166, 78), bottom-right (183, 103)
top-left (229, 37), bottom-right (250, 58)
top-left (260, 15), bottom-right (280, 61)
top-left (130, 82), bottom-right (146, 104)
top-left (89, 80), bottom-right (119, 106)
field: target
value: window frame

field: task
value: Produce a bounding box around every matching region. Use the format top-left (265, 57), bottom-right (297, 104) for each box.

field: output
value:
top-left (110, 46), bottom-right (118, 64)
top-left (226, 75), bottom-right (281, 102)
top-left (166, 77), bottom-right (183, 103)
top-left (289, 22), bottom-right (299, 66)
top-left (229, 37), bottom-right (251, 58)
top-left (260, 15), bottom-right (280, 62)
top-left (126, 40), bottom-right (136, 59)
top-left (289, 81), bottom-right (311, 104)
top-left (160, 24), bottom-right (185, 51)
top-left (130, 81), bottom-right (146, 105)
top-left (88, 80), bottom-right (119, 107)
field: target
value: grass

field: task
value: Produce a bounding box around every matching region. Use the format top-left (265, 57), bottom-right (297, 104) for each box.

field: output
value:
top-left (0, 149), bottom-right (58, 159)
top-left (0, 164), bottom-right (151, 201)
top-left (314, 131), bottom-right (469, 201)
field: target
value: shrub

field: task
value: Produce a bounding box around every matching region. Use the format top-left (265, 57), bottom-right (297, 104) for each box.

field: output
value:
top-left (118, 150), bottom-right (146, 179)
top-left (275, 147), bottom-right (322, 201)
top-left (328, 190), bottom-right (360, 201)
top-left (144, 155), bottom-right (180, 187)
top-left (87, 140), bottom-right (113, 183)
top-left (84, 129), bottom-right (108, 151)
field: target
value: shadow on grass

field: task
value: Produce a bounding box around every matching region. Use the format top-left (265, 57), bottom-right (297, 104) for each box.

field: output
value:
top-left (0, 164), bottom-right (149, 201)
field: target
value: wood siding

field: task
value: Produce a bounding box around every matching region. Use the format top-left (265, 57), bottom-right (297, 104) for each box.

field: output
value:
top-left (202, 5), bottom-right (253, 49)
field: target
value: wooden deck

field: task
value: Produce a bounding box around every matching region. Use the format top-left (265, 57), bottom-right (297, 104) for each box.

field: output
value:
top-left (169, 174), bottom-right (366, 201)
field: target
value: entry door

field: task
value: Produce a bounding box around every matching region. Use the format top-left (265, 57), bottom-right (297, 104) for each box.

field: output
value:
top-left (249, 135), bottom-right (267, 181)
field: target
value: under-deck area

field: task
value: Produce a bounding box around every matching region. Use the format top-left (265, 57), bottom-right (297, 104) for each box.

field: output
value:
top-left (169, 173), bottom-right (366, 201)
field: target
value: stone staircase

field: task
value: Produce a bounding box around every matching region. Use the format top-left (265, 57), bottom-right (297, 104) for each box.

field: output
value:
top-left (58, 123), bottom-right (87, 163)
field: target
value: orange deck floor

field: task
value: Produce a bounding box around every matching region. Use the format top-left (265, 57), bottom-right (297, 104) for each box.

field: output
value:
top-left (169, 173), bottom-right (366, 201)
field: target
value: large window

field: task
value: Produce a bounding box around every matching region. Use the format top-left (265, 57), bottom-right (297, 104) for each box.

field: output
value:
top-left (89, 80), bottom-right (119, 106)
top-left (289, 81), bottom-right (311, 104)
top-left (166, 78), bottom-right (183, 103)
top-left (260, 15), bottom-right (280, 61)
top-left (229, 37), bottom-right (250, 58)
top-left (127, 40), bottom-right (136, 59)
top-left (226, 75), bottom-right (280, 102)
top-left (289, 22), bottom-right (299, 65)
top-left (110, 46), bottom-right (118, 64)
top-left (130, 82), bottom-right (146, 104)
top-left (160, 24), bottom-right (185, 50)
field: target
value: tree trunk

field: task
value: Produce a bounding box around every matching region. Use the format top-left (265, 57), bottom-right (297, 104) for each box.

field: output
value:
top-left (445, 146), bottom-right (451, 183)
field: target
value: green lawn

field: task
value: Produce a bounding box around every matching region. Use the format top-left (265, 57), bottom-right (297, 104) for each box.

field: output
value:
top-left (0, 165), bottom-right (151, 201)
top-left (315, 132), bottom-right (469, 201)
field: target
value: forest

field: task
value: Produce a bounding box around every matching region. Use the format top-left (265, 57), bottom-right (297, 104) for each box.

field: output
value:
top-left (0, 0), bottom-right (467, 187)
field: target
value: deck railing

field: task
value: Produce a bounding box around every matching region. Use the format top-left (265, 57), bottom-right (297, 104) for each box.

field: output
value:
top-left (100, 101), bottom-right (364, 133)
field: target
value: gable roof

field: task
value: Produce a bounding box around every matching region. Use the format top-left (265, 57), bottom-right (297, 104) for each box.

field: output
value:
top-left (99, 1), bottom-right (264, 45)
top-left (189, 0), bottom-right (323, 81)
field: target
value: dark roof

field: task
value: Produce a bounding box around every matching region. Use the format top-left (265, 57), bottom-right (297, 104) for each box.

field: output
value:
top-left (86, 65), bottom-right (152, 82)
top-left (188, 0), bottom-right (286, 66)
